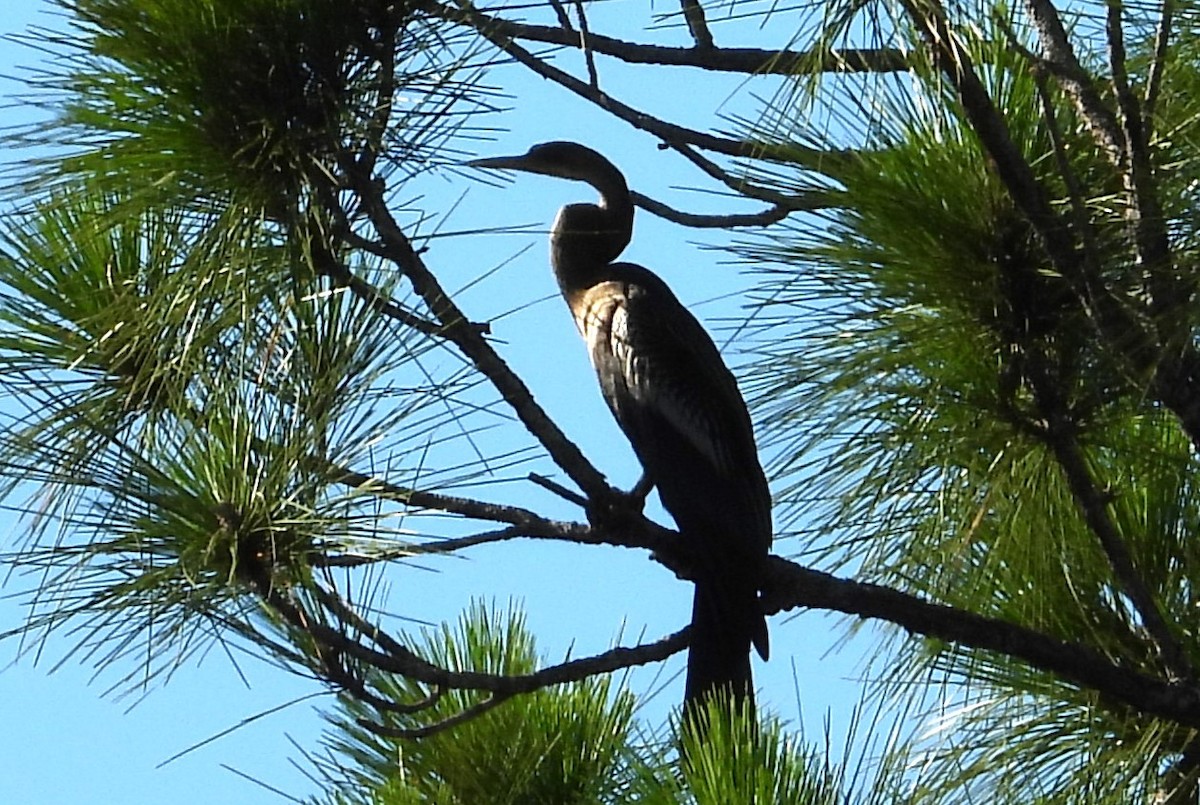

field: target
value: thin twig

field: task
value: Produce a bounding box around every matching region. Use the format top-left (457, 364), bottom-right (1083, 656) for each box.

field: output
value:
top-left (357, 5), bottom-right (399, 179)
top-left (631, 190), bottom-right (827, 227)
top-left (310, 525), bottom-right (529, 566)
top-left (359, 692), bottom-right (515, 739)
top-left (573, 0), bottom-right (599, 88)
top-left (323, 651), bottom-right (444, 714)
top-left (528, 472), bottom-right (588, 506)
top-left (323, 461), bottom-right (677, 554)
top-left (1145, 0), bottom-right (1175, 130)
top-left (309, 236), bottom-right (446, 337)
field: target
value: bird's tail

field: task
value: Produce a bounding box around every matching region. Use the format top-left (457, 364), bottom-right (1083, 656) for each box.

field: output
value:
top-left (683, 570), bottom-right (767, 709)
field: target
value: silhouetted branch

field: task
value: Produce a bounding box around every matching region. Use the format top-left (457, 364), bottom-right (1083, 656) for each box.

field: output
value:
top-left (270, 583), bottom-right (691, 695)
top-left (308, 234), bottom-right (446, 337)
top-left (448, 0), bottom-right (845, 173)
top-left (528, 472), bottom-right (588, 506)
top-left (632, 190), bottom-right (829, 227)
top-left (573, 0), bottom-right (599, 88)
top-left (547, 0), bottom-right (572, 31)
top-left (341, 160), bottom-right (614, 501)
top-left (430, 2), bottom-right (909, 75)
top-left (322, 651), bottom-right (444, 715)
top-left (1048, 429), bottom-right (1189, 680)
top-left (679, 0), bottom-right (714, 49)
top-left (324, 461), bottom-right (677, 552)
top-left (359, 692), bottom-right (515, 739)
top-left (310, 526), bottom-right (530, 567)
top-left (764, 558), bottom-right (1200, 728)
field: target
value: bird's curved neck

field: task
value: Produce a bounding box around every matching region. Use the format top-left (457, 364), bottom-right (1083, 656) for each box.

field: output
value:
top-left (550, 185), bottom-right (633, 294)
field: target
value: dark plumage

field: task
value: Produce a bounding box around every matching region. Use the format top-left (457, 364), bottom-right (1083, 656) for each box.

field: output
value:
top-left (470, 142), bottom-right (771, 707)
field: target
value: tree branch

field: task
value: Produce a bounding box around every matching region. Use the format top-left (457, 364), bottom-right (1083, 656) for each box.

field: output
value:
top-left (572, 0), bottom-right (599, 88)
top-left (1145, 0), bottom-right (1175, 130)
top-left (763, 558), bottom-right (1200, 728)
top-left (307, 232), bottom-right (447, 337)
top-left (269, 584), bottom-right (691, 696)
top-left (446, 0), bottom-right (848, 173)
top-left (631, 189), bottom-right (830, 227)
top-left (679, 0), bottom-right (714, 49)
top-left (428, 2), bottom-right (909, 75)
top-left (1047, 429), bottom-right (1189, 681)
top-left (359, 692), bottom-right (514, 739)
top-left (323, 461), bottom-right (677, 553)
top-left (1105, 0), bottom-right (1176, 324)
top-left (1024, 0), bottom-right (1126, 167)
top-left (340, 162), bottom-right (613, 501)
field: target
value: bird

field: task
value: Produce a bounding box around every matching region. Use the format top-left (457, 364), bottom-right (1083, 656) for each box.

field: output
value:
top-left (469, 142), bottom-right (771, 711)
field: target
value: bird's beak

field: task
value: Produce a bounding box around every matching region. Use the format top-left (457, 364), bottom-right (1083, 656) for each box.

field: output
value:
top-left (465, 154), bottom-right (528, 172)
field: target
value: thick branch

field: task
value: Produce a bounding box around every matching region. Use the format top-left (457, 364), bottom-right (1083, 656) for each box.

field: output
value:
top-left (341, 164), bottom-right (612, 500)
top-left (763, 559), bottom-right (1200, 728)
top-left (1024, 0), bottom-right (1126, 166)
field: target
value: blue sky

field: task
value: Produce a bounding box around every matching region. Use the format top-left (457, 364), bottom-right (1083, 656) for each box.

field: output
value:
top-left (0, 3), bottom-right (879, 802)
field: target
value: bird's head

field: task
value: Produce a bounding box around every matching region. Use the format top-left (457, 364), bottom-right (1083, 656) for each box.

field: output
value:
top-left (469, 141), bottom-right (634, 267)
top-left (468, 141), bottom-right (629, 203)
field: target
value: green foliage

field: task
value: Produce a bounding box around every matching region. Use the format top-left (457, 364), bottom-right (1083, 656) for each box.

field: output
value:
top-left (311, 603), bottom-right (639, 805)
top-left (5, 0), bottom-right (1200, 801)
top-left (0, 0), bottom-right (506, 697)
top-left (310, 608), bottom-right (890, 805)
top-left (638, 698), bottom-right (842, 805)
top-left (0, 182), bottom-right (446, 688)
top-left (26, 0), bottom-right (485, 216)
top-left (738, 6), bottom-right (1200, 803)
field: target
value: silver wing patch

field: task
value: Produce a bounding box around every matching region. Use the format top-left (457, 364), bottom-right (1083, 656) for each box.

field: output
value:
top-left (609, 303), bottom-right (727, 472)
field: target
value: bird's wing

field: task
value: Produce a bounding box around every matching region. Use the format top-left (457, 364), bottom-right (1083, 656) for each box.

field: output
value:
top-left (574, 266), bottom-right (771, 550)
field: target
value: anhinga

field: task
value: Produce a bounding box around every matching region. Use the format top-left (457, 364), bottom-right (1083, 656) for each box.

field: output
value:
top-left (470, 142), bottom-right (771, 708)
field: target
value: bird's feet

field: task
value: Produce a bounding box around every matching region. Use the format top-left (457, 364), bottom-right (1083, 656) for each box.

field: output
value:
top-left (585, 476), bottom-right (652, 533)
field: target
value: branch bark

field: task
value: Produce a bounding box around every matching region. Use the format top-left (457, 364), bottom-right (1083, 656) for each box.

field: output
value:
top-left (764, 558), bottom-right (1200, 728)
top-left (340, 162), bottom-right (614, 501)
top-left (429, 2), bottom-right (909, 75)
